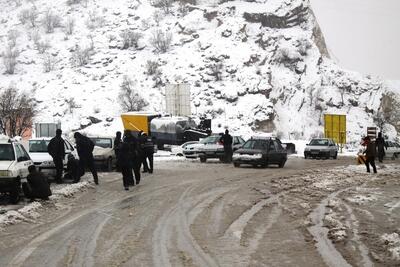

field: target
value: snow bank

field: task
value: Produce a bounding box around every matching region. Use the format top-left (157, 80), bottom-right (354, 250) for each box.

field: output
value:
top-left (0, 180), bottom-right (92, 229)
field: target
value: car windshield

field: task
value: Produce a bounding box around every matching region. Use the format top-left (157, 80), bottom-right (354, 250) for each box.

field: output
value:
top-left (242, 140), bottom-right (266, 149)
top-left (0, 144), bottom-right (15, 161)
top-left (91, 138), bottom-right (112, 148)
top-left (199, 135), bottom-right (221, 144)
top-left (309, 139), bottom-right (329, 146)
top-left (29, 140), bottom-right (50, 152)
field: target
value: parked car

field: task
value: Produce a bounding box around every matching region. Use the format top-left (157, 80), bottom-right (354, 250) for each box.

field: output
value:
top-left (304, 138), bottom-right (338, 159)
top-left (198, 134), bottom-right (245, 163)
top-left (232, 136), bottom-right (287, 168)
top-left (90, 137), bottom-right (115, 171)
top-left (171, 141), bottom-right (199, 156)
top-left (26, 137), bottom-right (78, 175)
top-left (183, 136), bottom-right (220, 159)
top-left (0, 137), bottom-right (33, 203)
top-left (385, 140), bottom-right (400, 159)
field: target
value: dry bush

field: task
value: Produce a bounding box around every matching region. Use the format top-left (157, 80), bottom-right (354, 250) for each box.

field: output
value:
top-left (145, 60), bottom-right (159, 75)
top-left (207, 62), bottom-right (223, 81)
top-left (149, 29), bottom-right (172, 53)
top-left (151, 0), bottom-right (173, 14)
top-left (42, 8), bottom-right (62, 33)
top-left (42, 53), bottom-right (57, 72)
top-left (0, 84), bottom-right (36, 137)
top-left (86, 10), bottom-right (105, 29)
top-left (71, 45), bottom-right (91, 66)
top-left (118, 76), bottom-right (148, 112)
top-left (12, 0), bottom-right (22, 6)
top-left (153, 10), bottom-right (163, 26)
top-left (120, 30), bottom-right (142, 49)
top-left (18, 8), bottom-right (30, 25)
top-left (7, 29), bottom-right (20, 47)
top-left (36, 39), bottom-right (51, 54)
top-left (24, 7), bottom-right (39, 28)
top-left (63, 17), bottom-right (75, 36)
top-left (2, 45), bottom-right (20, 74)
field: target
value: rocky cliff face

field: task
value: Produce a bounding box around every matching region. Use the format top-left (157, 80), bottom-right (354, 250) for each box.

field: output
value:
top-left (0, 0), bottom-right (397, 140)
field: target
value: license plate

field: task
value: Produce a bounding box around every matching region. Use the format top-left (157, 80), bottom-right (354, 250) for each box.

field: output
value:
top-left (311, 151), bottom-right (319, 154)
top-left (206, 151), bottom-right (214, 155)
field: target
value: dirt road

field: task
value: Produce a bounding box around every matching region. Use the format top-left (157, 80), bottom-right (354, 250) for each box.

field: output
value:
top-left (0, 157), bottom-right (399, 267)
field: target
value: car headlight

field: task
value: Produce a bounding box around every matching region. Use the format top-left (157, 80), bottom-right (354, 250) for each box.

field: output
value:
top-left (42, 161), bottom-right (53, 166)
top-left (304, 147), bottom-right (310, 152)
top-left (0, 170), bottom-right (12, 177)
top-left (232, 153), bottom-right (240, 159)
top-left (254, 153), bottom-right (263, 159)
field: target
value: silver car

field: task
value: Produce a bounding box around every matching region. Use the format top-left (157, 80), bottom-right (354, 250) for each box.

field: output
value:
top-left (304, 138), bottom-right (338, 159)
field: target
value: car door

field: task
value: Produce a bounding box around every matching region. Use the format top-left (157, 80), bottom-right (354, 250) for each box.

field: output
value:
top-left (273, 140), bottom-right (286, 162)
top-left (15, 144), bottom-right (32, 178)
top-left (267, 140), bottom-right (279, 163)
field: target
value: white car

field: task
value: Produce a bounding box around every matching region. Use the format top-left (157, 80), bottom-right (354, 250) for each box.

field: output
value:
top-left (385, 140), bottom-right (400, 159)
top-left (0, 137), bottom-right (33, 203)
top-left (25, 137), bottom-right (78, 175)
top-left (171, 141), bottom-right (199, 156)
top-left (90, 137), bottom-right (115, 171)
top-left (183, 141), bottom-right (208, 159)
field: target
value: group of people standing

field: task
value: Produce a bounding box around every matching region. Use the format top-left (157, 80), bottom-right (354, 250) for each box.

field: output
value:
top-left (114, 130), bottom-right (154, 190)
top-left (360, 132), bottom-right (387, 174)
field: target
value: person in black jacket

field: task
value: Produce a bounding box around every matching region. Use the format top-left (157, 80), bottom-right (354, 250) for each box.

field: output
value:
top-left (114, 131), bottom-right (122, 171)
top-left (22, 165), bottom-right (52, 201)
top-left (141, 133), bottom-right (154, 173)
top-left (118, 141), bottom-right (134, 190)
top-left (74, 132), bottom-right (99, 185)
top-left (363, 136), bottom-right (377, 173)
top-left (219, 129), bottom-right (233, 163)
top-left (123, 130), bottom-right (141, 185)
top-left (64, 154), bottom-right (80, 183)
top-left (375, 132), bottom-right (387, 163)
top-left (47, 129), bottom-right (65, 184)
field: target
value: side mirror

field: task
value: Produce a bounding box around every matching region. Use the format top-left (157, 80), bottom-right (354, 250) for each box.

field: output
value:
top-left (17, 156), bottom-right (28, 162)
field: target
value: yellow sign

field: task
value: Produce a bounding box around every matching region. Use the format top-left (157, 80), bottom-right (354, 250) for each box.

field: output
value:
top-left (121, 113), bottom-right (160, 134)
top-left (324, 114), bottom-right (346, 144)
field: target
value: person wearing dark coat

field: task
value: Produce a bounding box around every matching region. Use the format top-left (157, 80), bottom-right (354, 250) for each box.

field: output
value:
top-left (363, 136), bottom-right (377, 173)
top-left (219, 129), bottom-right (233, 163)
top-left (114, 131), bottom-right (122, 171)
top-left (74, 132), bottom-right (99, 185)
top-left (22, 165), bottom-right (52, 201)
top-left (64, 154), bottom-right (81, 183)
top-left (141, 133), bottom-right (154, 173)
top-left (118, 141), bottom-right (134, 190)
top-left (47, 129), bottom-right (65, 184)
top-left (123, 130), bottom-right (141, 185)
top-left (375, 132), bottom-right (387, 163)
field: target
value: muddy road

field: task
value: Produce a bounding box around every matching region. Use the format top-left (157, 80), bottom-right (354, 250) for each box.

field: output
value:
top-left (0, 157), bottom-right (399, 267)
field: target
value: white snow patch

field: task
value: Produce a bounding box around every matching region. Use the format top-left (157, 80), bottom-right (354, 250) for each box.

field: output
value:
top-left (381, 233), bottom-right (400, 260)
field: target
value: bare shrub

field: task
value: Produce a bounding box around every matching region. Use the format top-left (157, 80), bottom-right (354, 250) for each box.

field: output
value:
top-left (145, 60), bottom-right (159, 75)
top-left (118, 76), bottom-right (148, 112)
top-left (86, 10), bottom-right (105, 29)
top-left (12, 0), bottom-right (22, 7)
top-left (66, 0), bottom-right (81, 5)
top-left (71, 45), bottom-right (91, 66)
top-left (149, 29), bottom-right (172, 53)
top-left (65, 97), bottom-right (79, 113)
top-left (63, 17), bottom-right (75, 36)
top-left (120, 30), bottom-right (142, 49)
top-left (42, 53), bottom-right (57, 72)
top-left (2, 45), bottom-right (20, 74)
top-left (151, 0), bottom-right (173, 14)
top-left (153, 10), bottom-right (163, 26)
top-left (42, 8), bottom-right (62, 33)
top-left (27, 7), bottom-right (39, 28)
top-left (0, 84), bottom-right (36, 137)
top-left (7, 29), bottom-right (20, 47)
top-left (36, 39), bottom-right (51, 54)
top-left (207, 62), bottom-right (223, 81)
top-left (18, 8), bottom-right (30, 25)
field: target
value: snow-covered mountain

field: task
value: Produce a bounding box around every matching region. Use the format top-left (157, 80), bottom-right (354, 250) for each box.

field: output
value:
top-left (0, 0), bottom-right (398, 142)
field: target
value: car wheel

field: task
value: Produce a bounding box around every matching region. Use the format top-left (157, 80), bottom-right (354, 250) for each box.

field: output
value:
top-left (392, 153), bottom-right (397, 160)
top-left (10, 189), bottom-right (20, 204)
top-left (219, 156), bottom-right (225, 162)
top-left (233, 162), bottom-right (240, 168)
top-left (304, 154), bottom-right (308, 159)
top-left (278, 161), bottom-right (285, 168)
top-left (177, 153), bottom-right (183, 157)
top-left (106, 158), bottom-right (113, 172)
top-left (200, 157), bottom-right (207, 163)
top-left (333, 152), bottom-right (338, 159)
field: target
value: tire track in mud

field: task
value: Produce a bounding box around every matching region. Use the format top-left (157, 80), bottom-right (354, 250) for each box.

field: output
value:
top-left (152, 185), bottom-right (234, 267)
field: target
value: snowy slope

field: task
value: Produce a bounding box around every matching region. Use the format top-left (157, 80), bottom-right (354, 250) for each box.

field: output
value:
top-left (0, 0), bottom-right (398, 142)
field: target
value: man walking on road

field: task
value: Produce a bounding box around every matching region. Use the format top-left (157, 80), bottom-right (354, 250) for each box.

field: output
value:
top-left (123, 130), bottom-right (141, 185)
top-left (363, 136), bottom-right (377, 173)
top-left (141, 133), bottom-right (154, 174)
top-left (114, 131), bottom-right (122, 171)
top-left (220, 129), bottom-right (233, 163)
top-left (375, 132), bottom-right (386, 163)
top-left (118, 141), bottom-right (134, 190)
top-left (74, 132), bottom-right (99, 185)
top-left (47, 129), bottom-right (65, 184)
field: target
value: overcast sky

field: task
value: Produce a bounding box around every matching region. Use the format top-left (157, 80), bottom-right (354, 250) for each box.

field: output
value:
top-left (310, 0), bottom-right (400, 80)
